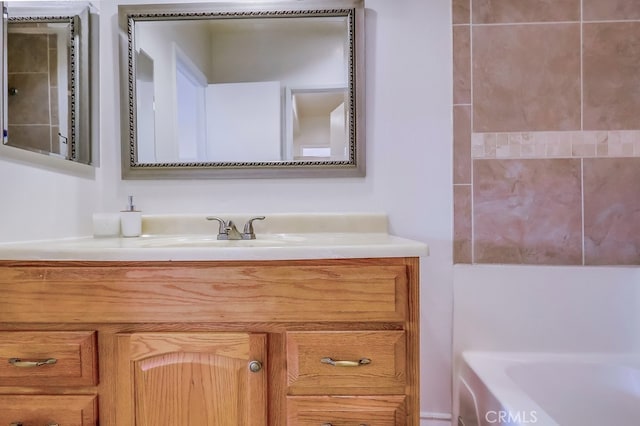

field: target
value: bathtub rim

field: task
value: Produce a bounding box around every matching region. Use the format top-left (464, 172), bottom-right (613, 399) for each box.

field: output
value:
top-left (458, 351), bottom-right (640, 426)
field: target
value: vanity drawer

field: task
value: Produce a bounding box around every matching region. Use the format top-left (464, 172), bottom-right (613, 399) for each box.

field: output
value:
top-left (287, 395), bottom-right (406, 425)
top-left (0, 262), bottom-right (408, 323)
top-left (286, 331), bottom-right (406, 395)
top-left (0, 394), bottom-right (97, 426)
top-left (0, 331), bottom-right (98, 387)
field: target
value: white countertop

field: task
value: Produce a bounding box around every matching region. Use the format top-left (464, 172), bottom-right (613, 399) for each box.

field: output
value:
top-left (0, 213), bottom-right (429, 261)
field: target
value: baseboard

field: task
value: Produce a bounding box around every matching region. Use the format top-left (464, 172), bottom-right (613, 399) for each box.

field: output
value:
top-left (421, 411), bottom-right (453, 426)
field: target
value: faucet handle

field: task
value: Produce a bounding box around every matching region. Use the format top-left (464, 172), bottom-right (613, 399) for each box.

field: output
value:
top-left (243, 216), bottom-right (265, 239)
top-left (206, 216), bottom-right (227, 234)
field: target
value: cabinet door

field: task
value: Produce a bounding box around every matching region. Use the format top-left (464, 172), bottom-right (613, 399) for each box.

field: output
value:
top-left (116, 332), bottom-right (267, 426)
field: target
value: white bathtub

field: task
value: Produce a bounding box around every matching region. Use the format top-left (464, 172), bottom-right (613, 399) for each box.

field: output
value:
top-left (458, 351), bottom-right (640, 426)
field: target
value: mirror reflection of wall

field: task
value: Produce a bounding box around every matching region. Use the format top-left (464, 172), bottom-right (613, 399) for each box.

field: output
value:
top-left (134, 16), bottom-right (349, 164)
top-left (205, 81), bottom-right (281, 162)
top-left (290, 89), bottom-right (348, 161)
top-left (135, 49), bottom-right (155, 163)
top-left (6, 21), bottom-right (70, 157)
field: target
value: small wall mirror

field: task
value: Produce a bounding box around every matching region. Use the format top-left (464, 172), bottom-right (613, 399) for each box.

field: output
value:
top-left (119, 0), bottom-right (364, 179)
top-left (1, 1), bottom-right (93, 165)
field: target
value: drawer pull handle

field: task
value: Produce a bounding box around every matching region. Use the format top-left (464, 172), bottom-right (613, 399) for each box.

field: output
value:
top-left (10, 423), bottom-right (58, 426)
top-left (320, 357), bottom-right (371, 367)
top-left (8, 358), bottom-right (57, 368)
top-left (321, 424), bottom-right (369, 426)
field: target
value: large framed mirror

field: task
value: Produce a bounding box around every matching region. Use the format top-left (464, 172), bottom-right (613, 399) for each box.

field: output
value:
top-left (119, 0), bottom-right (364, 179)
top-left (1, 1), bottom-right (93, 165)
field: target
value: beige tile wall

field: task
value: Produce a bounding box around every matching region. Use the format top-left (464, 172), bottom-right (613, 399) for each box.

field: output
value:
top-left (7, 30), bottom-right (59, 153)
top-left (453, 0), bottom-right (640, 265)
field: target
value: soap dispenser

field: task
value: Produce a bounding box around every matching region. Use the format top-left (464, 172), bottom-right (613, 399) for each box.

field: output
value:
top-left (120, 195), bottom-right (142, 237)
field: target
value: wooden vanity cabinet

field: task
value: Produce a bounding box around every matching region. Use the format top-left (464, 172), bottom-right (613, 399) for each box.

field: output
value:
top-left (0, 257), bottom-right (420, 425)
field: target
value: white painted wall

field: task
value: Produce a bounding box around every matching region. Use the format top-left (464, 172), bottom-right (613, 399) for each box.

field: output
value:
top-left (0, 154), bottom-right (97, 242)
top-left (454, 265), bottom-right (640, 355)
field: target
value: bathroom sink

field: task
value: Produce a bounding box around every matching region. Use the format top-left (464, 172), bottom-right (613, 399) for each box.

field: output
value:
top-left (0, 214), bottom-right (430, 261)
top-left (136, 234), bottom-right (307, 248)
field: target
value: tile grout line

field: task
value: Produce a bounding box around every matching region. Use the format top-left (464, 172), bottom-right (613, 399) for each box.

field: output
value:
top-left (471, 21), bottom-right (579, 27)
top-left (580, 0), bottom-right (584, 132)
top-left (581, 158), bottom-right (586, 265)
top-left (471, 19), bottom-right (640, 27)
top-left (469, 0), bottom-right (475, 264)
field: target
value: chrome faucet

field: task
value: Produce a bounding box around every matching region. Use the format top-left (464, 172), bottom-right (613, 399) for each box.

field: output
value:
top-left (206, 216), bottom-right (265, 240)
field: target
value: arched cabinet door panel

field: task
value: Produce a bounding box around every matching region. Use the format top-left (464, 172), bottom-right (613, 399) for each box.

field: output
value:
top-left (115, 332), bottom-right (267, 426)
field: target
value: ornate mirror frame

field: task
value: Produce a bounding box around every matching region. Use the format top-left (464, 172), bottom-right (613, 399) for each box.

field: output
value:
top-left (119, 0), bottom-right (365, 179)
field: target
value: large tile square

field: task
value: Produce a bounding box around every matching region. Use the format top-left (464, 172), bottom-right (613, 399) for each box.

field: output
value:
top-left (453, 0), bottom-right (470, 24)
top-left (473, 24), bottom-right (581, 132)
top-left (583, 23), bottom-right (640, 130)
top-left (473, 0), bottom-right (579, 23)
top-left (8, 73), bottom-right (51, 125)
top-left (473, 159), bottom-right (582, 264)
top-left (583, 0), bottom-right (640, 21)
top-left (453, 26), bottom-right (471, 104)
top-left (8, 33), bottom-right (48, 73)
top-left (454, 106), bottom-right (471, 184)
top-left (454, 185), bottom-right (472, 263)
top-left (584, 158), bottom-right (640, 265)
top-left (7, 125), bottom-right (52, 153)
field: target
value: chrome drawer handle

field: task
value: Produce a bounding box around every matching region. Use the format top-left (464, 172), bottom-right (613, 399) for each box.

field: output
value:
top-left (320, 357), bottom-right (371, 367)
top-left (8, 358), bottom-right (57, 368)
